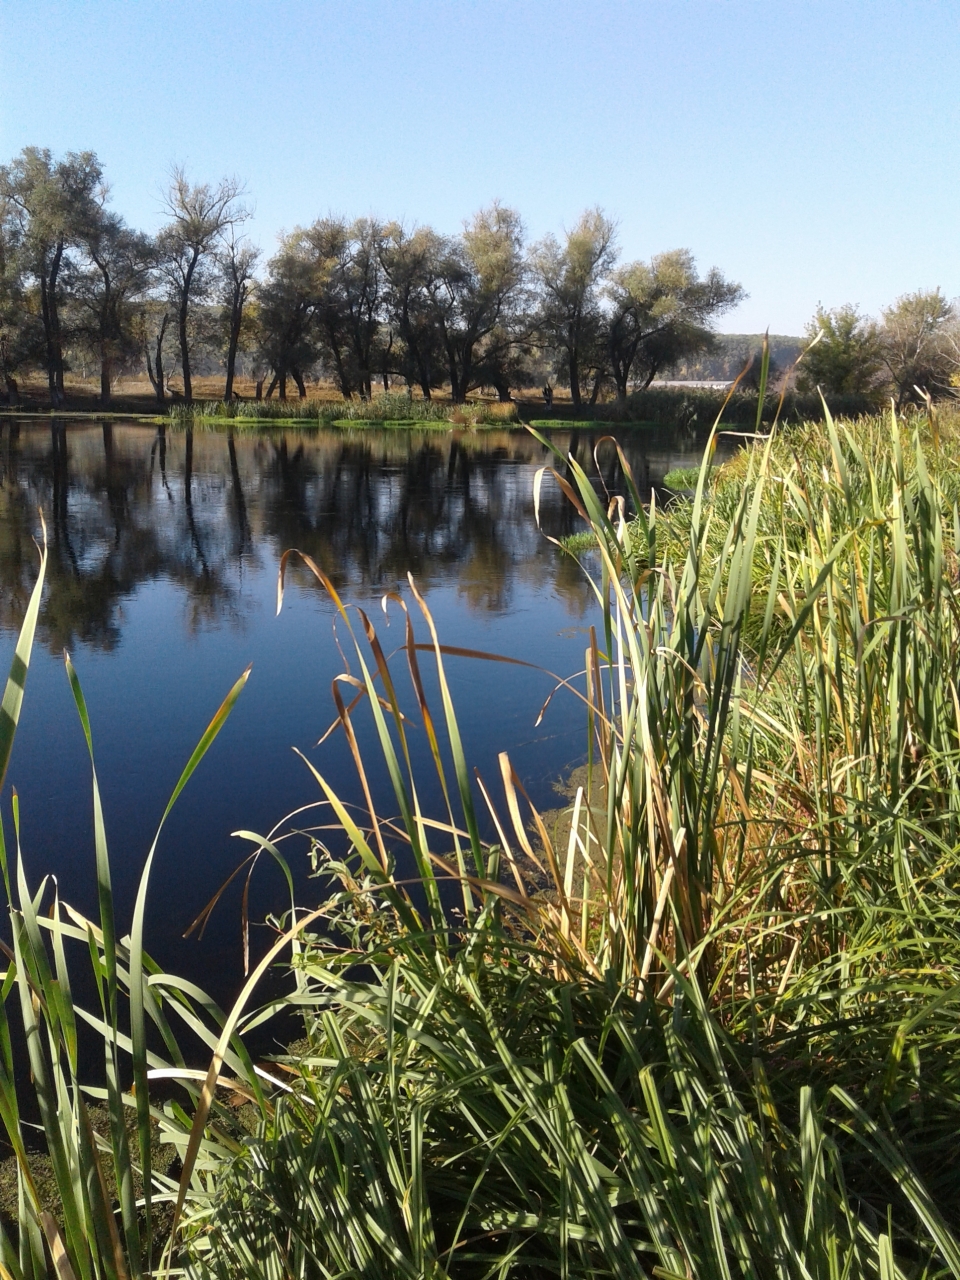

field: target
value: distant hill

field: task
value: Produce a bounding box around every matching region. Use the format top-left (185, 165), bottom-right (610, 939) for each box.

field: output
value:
top-left (667, 334), bottom-right (803, 382)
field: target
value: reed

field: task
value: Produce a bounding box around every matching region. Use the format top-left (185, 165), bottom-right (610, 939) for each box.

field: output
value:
top-left (167, 393), bottom-right (519, 427)
top-left (2, 352), bottom-right (960, 1275)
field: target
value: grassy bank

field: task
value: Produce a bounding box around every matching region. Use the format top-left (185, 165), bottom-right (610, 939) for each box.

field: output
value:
top-left (171, 385), bottom-right (879, 431)
top-left (525, 383), bottom-right (881, 429)
top-left (2, 379), bottom-right (960, 1275)
top-left (169, 392), bottom-right (520, 428)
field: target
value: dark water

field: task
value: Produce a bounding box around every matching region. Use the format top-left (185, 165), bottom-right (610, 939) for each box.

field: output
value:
top-left (0, 418), bottom-right (723, 1010)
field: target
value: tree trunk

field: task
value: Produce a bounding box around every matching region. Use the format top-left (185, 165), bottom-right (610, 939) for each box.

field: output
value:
top-left (41, 274), bottom-right (58, 405)
top-left (589, 372), bottom-right (604, 406)
top-left (455, 364), bottom-right (473, 405)
top-left (179, 250), bottom-right (200, 403)
top-left (50, 257), bottom-right (65, 401)
top-left (39, 244), bottom-right (65, 408)
top-left (100, 349), bottom-right (112, 405)
top-left (292, 368), bottom-right (307, 398)
top-left (447, 357), bottom-right (465, 404)
top-left (224, 285), bottom-right (244, 401)
top-left (155, 332), bottom-right (165, 405)
top-left (569, 347), bottom-right (582, 412)
top-left (265, 374), bottom-right (278, 399)
top-left (278, 372), bottom-right (288, 400)
top-left (439, 327), bottom-right (463, 404)
top-left (329, 342), bottom-right (352, 399)
top-left (178, 299), bottom-right (192, 402)
top-left (147, 314), bottom-right (169, 406)
top-left (224, 320), bottom-right (240, 400)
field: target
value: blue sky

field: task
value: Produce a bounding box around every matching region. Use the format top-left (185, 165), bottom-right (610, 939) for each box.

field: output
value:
top-left (1, 0), bottom-right (957, 333)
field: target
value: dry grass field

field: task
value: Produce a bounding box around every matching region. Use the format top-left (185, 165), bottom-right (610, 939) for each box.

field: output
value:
top-left (3, 371), bottom-right (578, 415)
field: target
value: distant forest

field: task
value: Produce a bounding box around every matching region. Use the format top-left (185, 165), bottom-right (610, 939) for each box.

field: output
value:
top-left (664, 334), bottom-right (800, 382)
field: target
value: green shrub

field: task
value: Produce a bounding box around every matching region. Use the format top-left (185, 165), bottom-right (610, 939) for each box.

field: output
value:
top-left (662, 464), bottom-right (715, 489)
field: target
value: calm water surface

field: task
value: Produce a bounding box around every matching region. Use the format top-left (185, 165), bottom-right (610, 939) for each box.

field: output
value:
top-left (0, 419), bottom-right (726, 1007)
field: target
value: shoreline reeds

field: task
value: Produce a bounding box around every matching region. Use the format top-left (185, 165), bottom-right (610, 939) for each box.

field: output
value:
top-left (2, 359), bottom-right (960, 1274)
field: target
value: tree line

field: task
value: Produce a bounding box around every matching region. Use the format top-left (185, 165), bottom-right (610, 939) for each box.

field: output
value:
top-left (0, 147), bottom-right (745, 408)
top-left (794, 296), bottom-right (960, 408)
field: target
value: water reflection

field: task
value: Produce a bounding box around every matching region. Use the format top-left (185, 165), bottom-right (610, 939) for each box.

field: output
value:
top-left (0, 419), bottom-right (721, 648)
top-left (0, 415), bottom-right (728, 1006)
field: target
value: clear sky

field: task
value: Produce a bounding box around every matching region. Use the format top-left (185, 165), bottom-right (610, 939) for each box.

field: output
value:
top-left (1, 0), bottom-right (957, 334)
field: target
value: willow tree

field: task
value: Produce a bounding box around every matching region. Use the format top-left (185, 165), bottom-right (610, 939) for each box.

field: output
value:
top-left (379, 222), bottom-right (445, 398)
top-left (796, 304), bottom-right (885, 398)
top-left (604, 250), bottom-right (744, 400)
top-left (305, 217), bottom-right (386, 400)
top-left (881, 289), bottom-right (958, 406)
top-left (423, 203), bottom-right (525, 404)
top-left (256, 233), bottom-right (321, 400)
top-left (529, 209), bottom-right (616, 411)
top-left (158, 168), bottom-right (247, 402)
top-left (218, 234), bottom-right (259, 401)
top-left (0, 147), bottom-right (104, 405)
top-left (74, 212), bottom-right (155, 404)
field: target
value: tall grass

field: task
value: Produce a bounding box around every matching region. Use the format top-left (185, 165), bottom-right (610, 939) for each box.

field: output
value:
top-left (168, 393), bottom-right (519, 427)
top-left (527, 384), bottom-right (881, 429)
top-left (2, 354), bottom-right (960, 1275)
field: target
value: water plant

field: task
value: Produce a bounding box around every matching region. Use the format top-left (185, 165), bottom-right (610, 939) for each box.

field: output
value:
top-left (2, 356), bottom-right (960, 1275)
top-left (168, 392), bottom-right (520, 428)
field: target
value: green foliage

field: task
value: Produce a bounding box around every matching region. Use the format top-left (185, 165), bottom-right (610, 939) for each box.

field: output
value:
top-left (796, 293), bottom-right (960, 409)
top-left (881, 288), bottom-right (958, 406)
top-left (527, 385), bottom-right (877, 427)
top-left (527, 418), bottom-right (617, 429)
top-left (191, 952), bottom-right (936, 1280)
top-left (796, 304), bottom-right (886, 398)
top-left (662, 463), bottom-right (714, 489)
top-left (604, 248), bottom-right (744, 399)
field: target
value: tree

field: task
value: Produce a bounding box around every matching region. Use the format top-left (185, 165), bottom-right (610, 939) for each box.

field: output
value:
top-left (604, 250), bottom-right (744, 400)
top-left (794, 305), bottom-right (885, 398)
top-left (473, 323), bottom-right (534, 402)
top-left (73, 212), bottom-right (155, 403)
top-left (218, 234), bottom-right (259, 400)
top-left (425, 204), bottom-right (526, 404)
top-left (0, 147), bottom-right (104, 405)
top-left (305, 217), bottom-right (386, 400)
top-left (158, 168), bottom-right (247, 402)
top-left (880, 289), bottom-right (958, 406)
top-left (0, 194), bottom-right (34, 401)
top-left (379, 223), bottom-right (446, 399)
top-left (140, 304), bottom-right (173, 405)
top-left (530, 209), bottom-right (617, 412)
top-left (257, 233), bottom-right (322, 399)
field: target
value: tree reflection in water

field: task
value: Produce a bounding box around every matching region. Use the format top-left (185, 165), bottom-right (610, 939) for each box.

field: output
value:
top-left (0, 415), bottom-right (733, 1001)
top-left (0, 419), bottom-right (724, 651)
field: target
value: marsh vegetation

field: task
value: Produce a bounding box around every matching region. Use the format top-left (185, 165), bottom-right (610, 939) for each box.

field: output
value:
top-left (1, 365), bottom-right (960, 1275)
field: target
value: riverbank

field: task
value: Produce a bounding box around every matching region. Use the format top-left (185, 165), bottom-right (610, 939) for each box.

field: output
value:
top-left (1, 381), bottom-right (881, 429)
